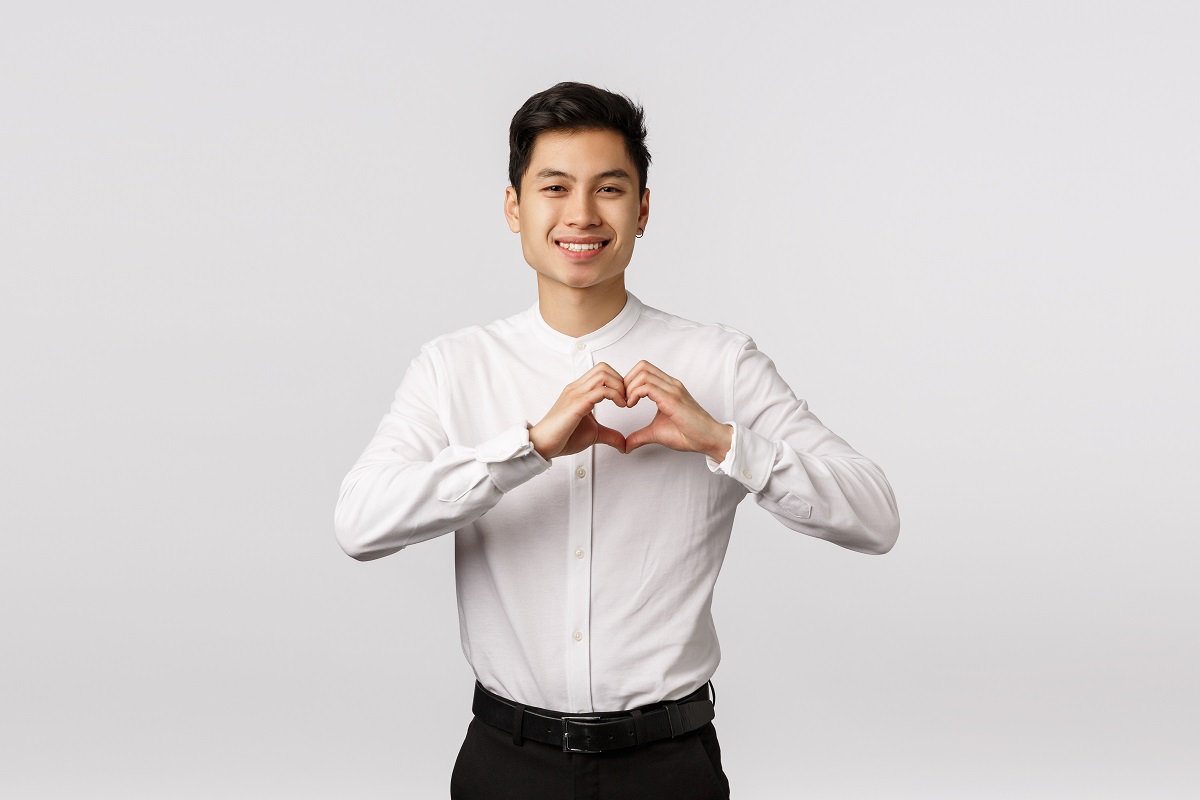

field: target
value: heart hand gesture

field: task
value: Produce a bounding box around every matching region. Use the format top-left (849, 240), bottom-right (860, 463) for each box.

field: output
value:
top-left (529, 363), bottom-right (628, 460)
top-left (529, 360), bottom-right (732, 463)
top-left (623, 360), bottom-right (732, 460)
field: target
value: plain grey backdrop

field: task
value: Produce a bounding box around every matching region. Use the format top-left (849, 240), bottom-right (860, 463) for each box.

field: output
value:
top-left (3, 1), bottom-right (1197, 797)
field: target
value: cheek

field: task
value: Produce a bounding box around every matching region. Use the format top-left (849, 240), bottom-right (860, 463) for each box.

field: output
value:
top-left (519, 236), bottom-right (545, 272)
top-left (519, 203), bottom-right (555, 236)
top-left (617, 201), bottom-right (643, 227)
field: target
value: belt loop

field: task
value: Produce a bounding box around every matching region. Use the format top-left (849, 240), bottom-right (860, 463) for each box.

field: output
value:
top-left (707, 680), bottom-right (717, 709)
top-left (665, 702), bottom-right (683, 738)
top-left (630, 708), bottom-right (647, 745)
top-left (511, 703), bottom-right (526, 746)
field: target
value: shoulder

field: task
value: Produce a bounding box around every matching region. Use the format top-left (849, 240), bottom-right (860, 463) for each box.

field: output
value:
top-left (412, 304), bottom-right (532, 369)
top-left (636, 299), bottom-right (756, 354)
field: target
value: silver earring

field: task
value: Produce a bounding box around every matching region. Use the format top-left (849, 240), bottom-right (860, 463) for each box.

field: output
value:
top-left (636, 229), bottom-right (644, 238)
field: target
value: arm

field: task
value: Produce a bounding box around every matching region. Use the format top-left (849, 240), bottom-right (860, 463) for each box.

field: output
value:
top-left (333, 350), bottom-right (631, 561)
top-left (622, 345), bottom-right (899, 554)
top-left (333, 345), bottom-right (550, 561)
top-left (706, 338), bottom-right (900, 554)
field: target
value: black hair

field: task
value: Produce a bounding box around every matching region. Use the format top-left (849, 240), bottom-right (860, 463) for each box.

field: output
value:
top-left (508, 81), bottom-right (650, 198)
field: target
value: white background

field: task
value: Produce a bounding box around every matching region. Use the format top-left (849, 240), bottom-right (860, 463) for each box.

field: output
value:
top-left (3, 1), bottom-right (1197, 797)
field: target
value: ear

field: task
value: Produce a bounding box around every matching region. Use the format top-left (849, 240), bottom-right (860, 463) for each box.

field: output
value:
top-left (504, 185), bottom-right (521, 233)
top-left (637, 187), bottom-right (650, 233)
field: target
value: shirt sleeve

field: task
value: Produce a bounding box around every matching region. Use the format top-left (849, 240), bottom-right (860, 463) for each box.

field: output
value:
top-left (333, 344), bottom-right (551, 561)
top-left (705, 337), bottom-right (900, 554)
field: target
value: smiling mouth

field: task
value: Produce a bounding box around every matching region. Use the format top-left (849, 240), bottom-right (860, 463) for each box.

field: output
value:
top-left (556, 240), bottom-right (609, 253)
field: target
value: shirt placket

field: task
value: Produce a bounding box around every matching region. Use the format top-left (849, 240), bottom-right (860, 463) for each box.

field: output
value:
top-left (565, 339), bottom-right (595, 714)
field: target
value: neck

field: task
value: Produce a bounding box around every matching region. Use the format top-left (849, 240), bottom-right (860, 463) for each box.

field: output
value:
top-left (536, 275), bottom-right (629, 338)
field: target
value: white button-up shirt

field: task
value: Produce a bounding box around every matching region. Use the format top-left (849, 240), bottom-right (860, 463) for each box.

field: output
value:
top-left (334, 291), bottom-right (899, 712)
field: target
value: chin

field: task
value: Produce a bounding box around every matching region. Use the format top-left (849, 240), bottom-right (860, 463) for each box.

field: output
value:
top-left (532, 269), bottom-right (612, 292)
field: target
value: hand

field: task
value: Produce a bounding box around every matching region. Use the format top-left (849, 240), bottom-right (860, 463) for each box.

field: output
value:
top-left (623, 360), bottom-right (733, 460)
top-left (530, 363), bottom-right (628, 460)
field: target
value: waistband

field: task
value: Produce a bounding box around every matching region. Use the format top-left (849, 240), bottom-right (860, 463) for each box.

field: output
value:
top-left (471, 681), bottom-right (717, 753)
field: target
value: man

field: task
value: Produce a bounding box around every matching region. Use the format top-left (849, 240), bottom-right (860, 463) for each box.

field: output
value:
top-left (334, 82), bottom-right (900, 799)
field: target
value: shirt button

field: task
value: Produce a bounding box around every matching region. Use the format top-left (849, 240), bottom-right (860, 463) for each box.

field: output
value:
top-left (573, 631), bottom-right (583, 642)
top-left (576, 341), bottom-right (587, 350)
top-left (576, 467), bottom-right (587, 478)
top-left (575, 548), bottom-right (585, 559)
top-left (742, 469), bottom-right (753, 479)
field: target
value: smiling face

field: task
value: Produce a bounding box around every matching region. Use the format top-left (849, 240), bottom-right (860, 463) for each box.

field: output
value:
top-left (504, 128), bottom-right (650, 297)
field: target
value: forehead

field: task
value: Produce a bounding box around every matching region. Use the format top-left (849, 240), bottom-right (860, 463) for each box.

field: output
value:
top-left (527, 128), bottom-right (634, 175)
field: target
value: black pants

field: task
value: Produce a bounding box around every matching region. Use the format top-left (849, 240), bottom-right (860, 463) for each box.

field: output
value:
top-left (450, 715), bottom-right (731, 799)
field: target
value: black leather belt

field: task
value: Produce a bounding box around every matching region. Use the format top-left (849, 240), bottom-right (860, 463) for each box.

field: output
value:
top-left (471, 681), bottom-right (716, 753)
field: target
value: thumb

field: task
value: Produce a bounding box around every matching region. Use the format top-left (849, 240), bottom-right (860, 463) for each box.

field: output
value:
top-left (624, 425), bottom-right (653, 453)
top-left (592, 422), bottom-right (627, 453)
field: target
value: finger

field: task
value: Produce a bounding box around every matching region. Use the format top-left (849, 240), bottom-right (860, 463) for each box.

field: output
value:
top-left (621, 360), bottom-right (645, 386)
top-left (624, 424), bottom-right (654, 453)
top-left (578, 366), bottom-right (627, 406)
top-left (626, 374), bottom-right (676, 410)
top-left (591, 361), bottom-right (626, 381)
top-left (591, 421), bottom-right (627, 452)
top-left (577, 384), bottom-right (626, 412)
top-left (624, 372), bottom-right (667, 405)
top-left (623, 359), bottom-right (677, 386)
top-left (585, 361), bottom-right (628, 390)
top-left (569, 373), bottom-right (622, 401)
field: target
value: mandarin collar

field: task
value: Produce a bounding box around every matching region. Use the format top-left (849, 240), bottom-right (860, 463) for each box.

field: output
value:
top-left (529, 291), bottom-right (644, 355)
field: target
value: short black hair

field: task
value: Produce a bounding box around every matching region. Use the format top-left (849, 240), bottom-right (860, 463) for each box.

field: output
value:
top-left (508, 81), bottom-right (650, 198)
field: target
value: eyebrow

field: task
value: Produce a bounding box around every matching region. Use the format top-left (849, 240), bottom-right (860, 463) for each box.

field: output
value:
top-left (534, 168), bottom-right (634, 183)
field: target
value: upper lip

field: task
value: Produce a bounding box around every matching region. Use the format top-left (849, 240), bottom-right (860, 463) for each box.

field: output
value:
top-left (555, 236), bottom-right (609, 244)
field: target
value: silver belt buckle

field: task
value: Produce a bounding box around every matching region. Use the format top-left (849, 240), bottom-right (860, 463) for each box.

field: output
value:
top-left (561, 715), bottom-right (602, 753)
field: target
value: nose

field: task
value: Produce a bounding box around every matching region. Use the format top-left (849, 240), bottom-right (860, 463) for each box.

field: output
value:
top-left (563, 190), bottom-right (601, 228)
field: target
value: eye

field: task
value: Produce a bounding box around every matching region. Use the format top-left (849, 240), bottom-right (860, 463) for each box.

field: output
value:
top-left (599, 186), bottom-right (622, 194)
top-left (543, 185), bottom-right (566, 193)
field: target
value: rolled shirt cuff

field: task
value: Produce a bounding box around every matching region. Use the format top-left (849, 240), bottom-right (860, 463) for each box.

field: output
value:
top-left (705, 421), bottom-right (773, 493)
top-left (475, 422), bottom-right (551, 493)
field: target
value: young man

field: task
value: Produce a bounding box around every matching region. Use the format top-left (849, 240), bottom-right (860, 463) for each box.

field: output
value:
top-left (334, 82), bottom-right (900, 799)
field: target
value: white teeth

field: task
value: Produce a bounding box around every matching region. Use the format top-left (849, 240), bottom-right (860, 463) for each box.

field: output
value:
top-left (558, 241), bottom-right (604, 252)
